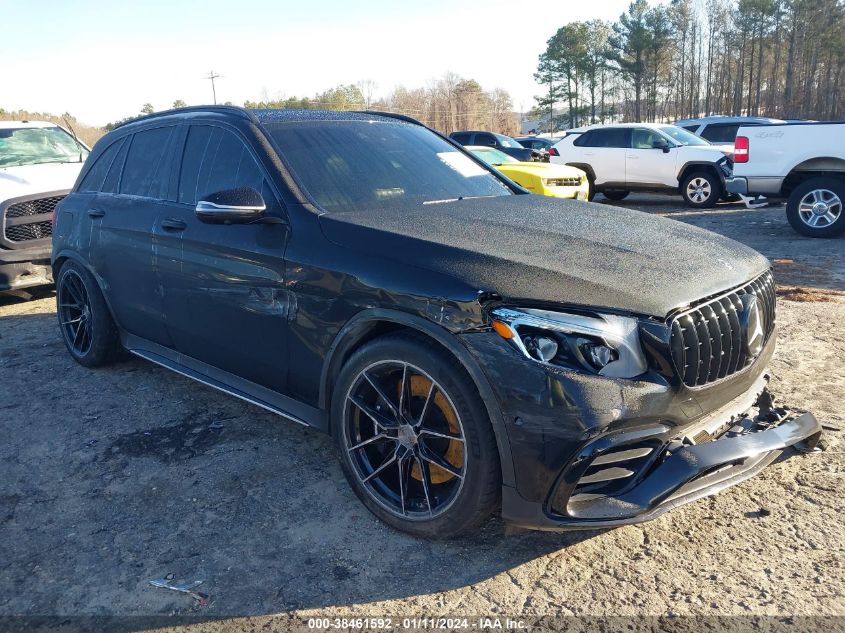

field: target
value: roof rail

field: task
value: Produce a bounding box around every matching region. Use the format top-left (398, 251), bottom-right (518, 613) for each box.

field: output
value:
top-left (351, 110), bottom-right (425, 126)
top-left (114, 105), bottom-right (256, 129)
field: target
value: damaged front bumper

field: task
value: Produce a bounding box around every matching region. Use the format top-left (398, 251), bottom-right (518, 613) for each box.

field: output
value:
top-left (502, 390), bottom-right (821, 530)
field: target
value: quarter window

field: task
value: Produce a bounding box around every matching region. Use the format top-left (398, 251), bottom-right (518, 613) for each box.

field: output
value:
top-left (78, 138), bottom-right (126, 192)
top-left (178, 126), bottom-right (265, 204)
top-left (120, 126), bottom-right (178, 199)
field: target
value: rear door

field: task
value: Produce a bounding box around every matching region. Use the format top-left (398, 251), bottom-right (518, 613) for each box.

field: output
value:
top-left (155, 123), bottom-right (291, 393)
top-left (87, 125), bottom-right (178, 346)
top-left (625, 127), bottom-right (679, 187)
top-left (572, 128), bottom-right (629, 185)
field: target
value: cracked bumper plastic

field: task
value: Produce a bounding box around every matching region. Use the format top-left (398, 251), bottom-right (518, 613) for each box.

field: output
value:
top-left (502, 410), bottom-right (821, 530)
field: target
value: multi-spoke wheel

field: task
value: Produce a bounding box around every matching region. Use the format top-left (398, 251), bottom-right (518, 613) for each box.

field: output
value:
top-left (58, 269), bottom-right (94, 357)
top-left (332, 334), bottom-right (500, 537)
top-left (787, 177), bottom-right (845, 238)
top-left (56, 260), bottom-right (123, 367)
top-left (681, 171), bottom-right (720, 208)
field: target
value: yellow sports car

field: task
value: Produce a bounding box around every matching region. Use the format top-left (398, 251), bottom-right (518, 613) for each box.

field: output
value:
top-left (467, 146), bottom-right (589, 200)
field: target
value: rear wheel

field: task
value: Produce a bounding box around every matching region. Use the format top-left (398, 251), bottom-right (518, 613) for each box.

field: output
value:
top-left (56, 260), bottom-right (123, 367)
top-left (602, 190), bottom-right (630, 201)
top-left (681, 171), bottom-right (721, 208)
top-left (332, 334), bottom-right (500, 538)
top-left (786, 177), bottom-right (845, 238)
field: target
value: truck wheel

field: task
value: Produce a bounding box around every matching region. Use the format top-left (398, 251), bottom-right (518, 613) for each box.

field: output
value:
top-left (332, 334), bottom-right (500, 538)
top-left (602, 190), bottom-right (630, 201)
top-left (56, 260), bottom-right (124, 367)
top-left (681, 171), bottom-right (721, 208)
top-left (786, 177), bottom-right (845, 238)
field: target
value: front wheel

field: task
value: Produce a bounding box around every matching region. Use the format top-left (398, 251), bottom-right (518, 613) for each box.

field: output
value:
top-left (681, 171), bottom-right (721, 208)
top-left (332, 334), bottom-right (500, 538)
top-left (786, 177), bottom-right (845, 238)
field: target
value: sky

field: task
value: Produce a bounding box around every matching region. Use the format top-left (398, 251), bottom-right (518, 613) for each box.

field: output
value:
top-left (2, 0), bottom-right (641, 126)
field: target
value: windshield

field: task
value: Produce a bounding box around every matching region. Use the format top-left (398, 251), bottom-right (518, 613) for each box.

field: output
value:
top-left (496, 135), bottom-right (522, 148)
top-left (266, 120), bottom-right (513, 213)
top-left (0, 126), bottom-right (88, 167)
top-left (469, 147), bottom-right (519, 166)
top-left (659, 126), bottom-right (710, 147)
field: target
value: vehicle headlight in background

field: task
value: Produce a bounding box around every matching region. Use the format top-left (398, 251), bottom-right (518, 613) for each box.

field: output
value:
top-left (490, 307), bottom-right (648, 378)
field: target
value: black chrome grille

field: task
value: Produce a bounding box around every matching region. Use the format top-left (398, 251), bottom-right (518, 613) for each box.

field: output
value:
top-left (669, 271), bottom-right (776, 387)
top-left (5, 195), bottom-right (64, 218)
top-left (5, 220), bottom-right (53, 242)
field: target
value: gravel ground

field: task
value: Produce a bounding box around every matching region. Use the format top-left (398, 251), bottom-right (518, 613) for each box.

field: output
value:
top-left (0, 195), bottom-right (843, 628)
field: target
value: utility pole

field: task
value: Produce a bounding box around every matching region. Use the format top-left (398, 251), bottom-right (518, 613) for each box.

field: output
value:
top-left (204, 71), bottom-right (222, 104)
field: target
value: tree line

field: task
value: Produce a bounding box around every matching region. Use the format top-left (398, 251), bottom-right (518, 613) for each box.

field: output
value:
top-left (534, 0), bottom-right (845, 131)
top-left (246, 76), bottom-right (520, 136)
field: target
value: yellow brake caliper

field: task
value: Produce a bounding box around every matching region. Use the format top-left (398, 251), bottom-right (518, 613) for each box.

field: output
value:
top-left (407, 375), bottom-right (464, 484)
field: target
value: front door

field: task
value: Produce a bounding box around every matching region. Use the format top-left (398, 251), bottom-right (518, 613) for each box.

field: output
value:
top-left (625, 128), bottom-right (678, 187)
top-left (155, 123), bottom-right (291, 394)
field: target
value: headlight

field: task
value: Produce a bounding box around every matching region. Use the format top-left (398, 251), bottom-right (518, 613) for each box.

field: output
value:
top-left (490, 307), bottom-right (648, 378)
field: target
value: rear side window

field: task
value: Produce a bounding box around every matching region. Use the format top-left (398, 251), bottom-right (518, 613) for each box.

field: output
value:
top-left (681, 125), bottom-right (699, 133)
top-left (574, 128), bottom-right (629, 148)
top-left (700, 124), bottom-right (740, 143)
top-left (101, 140), bottom-right (130, 194)
top-left (178, 126), bottom-right (265, 204)
top-left (451, 133), bottom-right (471, 145)
top-left (78, 138), bottom-right (126, 192)
top-left (120, 126), bottom-right (177, 199)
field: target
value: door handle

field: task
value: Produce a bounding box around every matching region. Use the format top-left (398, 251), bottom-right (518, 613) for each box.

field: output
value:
top-left (87, 208), bottom-right (105, 218)
top-left (160, 218), bottom-right (187, 231)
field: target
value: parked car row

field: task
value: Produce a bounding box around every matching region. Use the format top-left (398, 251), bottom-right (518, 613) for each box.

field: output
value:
top-left (47, 105), bottom-right (821, 537)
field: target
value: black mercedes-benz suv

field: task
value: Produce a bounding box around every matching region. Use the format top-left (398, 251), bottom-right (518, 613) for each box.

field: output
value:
top-left (52, 106), bottom-right (820, 537)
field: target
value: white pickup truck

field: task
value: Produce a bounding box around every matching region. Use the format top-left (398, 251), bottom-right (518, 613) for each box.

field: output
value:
top-left (0, 121), bottom-right (88, 292)
top-left (726, 122), bottom-right (845, 237)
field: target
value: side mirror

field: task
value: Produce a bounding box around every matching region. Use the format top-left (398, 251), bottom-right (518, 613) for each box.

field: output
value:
top-left (654, 139), bottom-right (671, 153)
top-left (195, 187), bottom-right (266, 224)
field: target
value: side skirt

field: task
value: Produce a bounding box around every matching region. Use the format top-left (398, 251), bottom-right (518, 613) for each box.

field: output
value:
top-left (123, 333), bottom-right (328, 432)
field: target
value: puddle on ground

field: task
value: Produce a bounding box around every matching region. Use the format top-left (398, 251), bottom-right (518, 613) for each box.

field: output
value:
top-left (105, 415), bottom-right (240, 463)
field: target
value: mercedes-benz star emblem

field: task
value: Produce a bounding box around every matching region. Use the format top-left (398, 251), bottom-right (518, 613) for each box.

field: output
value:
top-left (740, 294), bottom-right (765, 359)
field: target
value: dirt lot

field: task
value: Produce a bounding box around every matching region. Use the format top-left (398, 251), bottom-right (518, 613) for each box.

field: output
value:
top-left (1, 196), bottom-right (843, 628)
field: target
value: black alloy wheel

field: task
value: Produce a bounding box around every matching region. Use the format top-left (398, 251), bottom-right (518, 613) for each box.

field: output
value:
top-left (342, 360), bottom-right (467, 519)
top-left (58, 268), bottom-right (94, 358)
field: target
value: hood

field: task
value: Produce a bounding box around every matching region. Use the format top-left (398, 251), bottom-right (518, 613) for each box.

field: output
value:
top-left (498, 162), bottom-right (585, 178)
top-left (679, 144), bottom-right (732, 159)
top-left (319, 196), bottom-right (769, 318)
top-left (0, 162), bottom-right (83, 202)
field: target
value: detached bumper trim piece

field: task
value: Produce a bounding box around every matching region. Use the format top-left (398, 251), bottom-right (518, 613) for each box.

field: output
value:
top-left (502, 411), bottom-right (821, 531)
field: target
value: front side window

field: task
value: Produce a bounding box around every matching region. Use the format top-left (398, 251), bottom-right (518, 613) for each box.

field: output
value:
top-left (266, 120), bottom-right (513, 213)
top-left (179, 126), bottom-right (265, 204)
top-left (473, 133), bottom-right (496, 147)
top-left (659, 126), bottom-right (709, 147)
top-left (0, 126), bottom-right (88, 168)
top-left (496, 135), bottom-right (521, 149)
top-left (120, 126), bottom-right (178, 198)
top-left (631, 128), bottom-right (666, 149)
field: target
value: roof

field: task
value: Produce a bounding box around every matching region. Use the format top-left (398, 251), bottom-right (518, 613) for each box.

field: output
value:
top-left (675, 115), bottom-right (785, 126)
top-left (251, 109), bottom-right (415, 125)
top-left (0, 121), bottom-right (60, 129)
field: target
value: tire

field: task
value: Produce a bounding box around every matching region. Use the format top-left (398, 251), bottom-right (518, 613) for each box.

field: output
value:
top-left (331, 333), bottom-right (500, 538)
top-left (681, 170), bottom-right (721, 208)
top-left (586, 175), bottom-right (596, 201)
top-left (602, 190), bottom-right (630, 201)
top-left (785, 177), bottom-right (845, 238)
top-left (56, 260), bottom-right (123, 367)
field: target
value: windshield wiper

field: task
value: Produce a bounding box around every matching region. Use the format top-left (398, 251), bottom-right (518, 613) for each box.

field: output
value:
top-left (423, 195), bottom-right (498, 205)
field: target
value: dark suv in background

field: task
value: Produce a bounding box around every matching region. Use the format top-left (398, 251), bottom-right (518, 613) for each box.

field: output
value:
top-left (52, 106), bottom-right (820, 538)
top-left (449, 130), bottom-right (537, 162)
